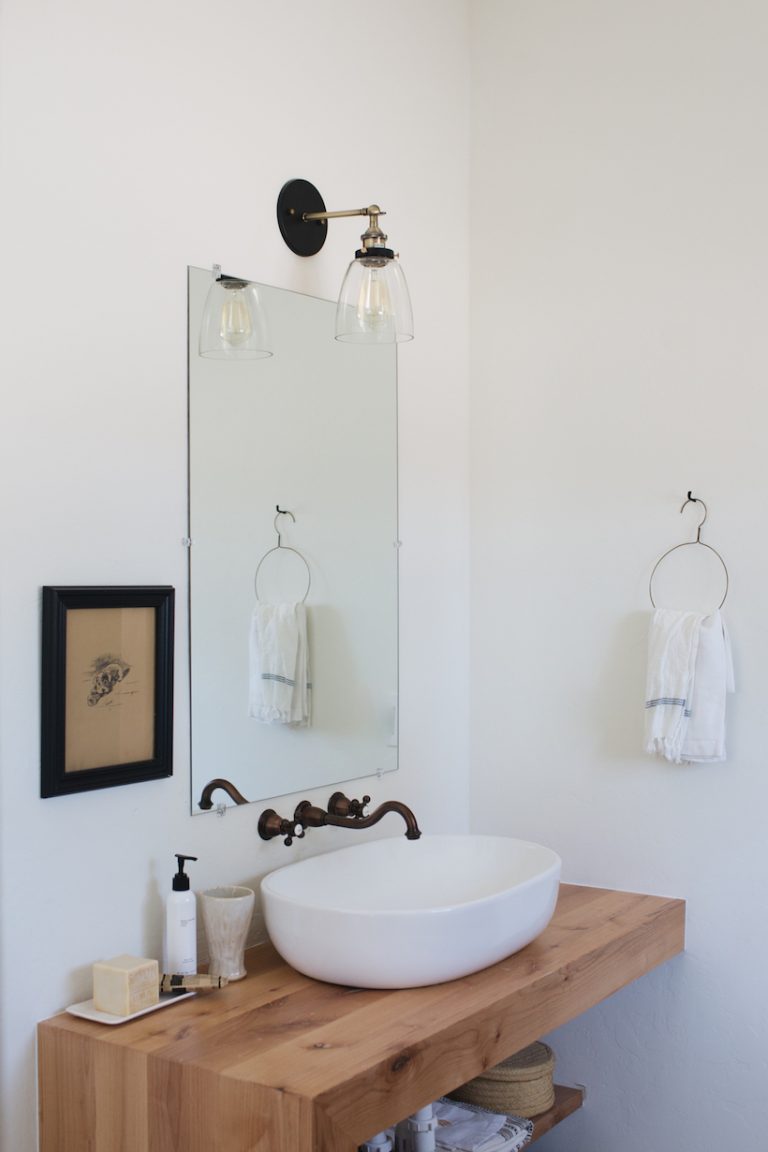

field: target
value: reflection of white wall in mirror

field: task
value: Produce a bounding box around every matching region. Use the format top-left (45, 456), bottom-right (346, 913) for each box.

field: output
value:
top-left (386, 692), bottom-right (398, 748)
top-left (188, 268), bottom-right (399, 810)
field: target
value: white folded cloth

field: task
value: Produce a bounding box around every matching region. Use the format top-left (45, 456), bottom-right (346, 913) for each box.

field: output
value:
top-left (249, 602), bottom-right (310, 725)
top-left (644, 608), bottom-right (734, 764)
top-left (381, 1100), bottom-right (532, 1152)
top-left (433, 1099), bottom-right (533, 1152)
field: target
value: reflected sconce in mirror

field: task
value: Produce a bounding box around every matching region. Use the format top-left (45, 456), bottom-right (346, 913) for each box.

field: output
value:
top-left (277, 178), bottom-right (414, 345)
top-left (199, 266), bottom-right (273, 360)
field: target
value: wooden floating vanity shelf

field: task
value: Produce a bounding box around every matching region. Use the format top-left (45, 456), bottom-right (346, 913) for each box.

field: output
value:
top-left (38, 883), bottom-right (685, 1152)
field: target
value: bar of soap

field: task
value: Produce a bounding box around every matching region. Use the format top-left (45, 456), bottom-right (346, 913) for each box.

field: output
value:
top-left (93, 954), bottom-right (159, 1016)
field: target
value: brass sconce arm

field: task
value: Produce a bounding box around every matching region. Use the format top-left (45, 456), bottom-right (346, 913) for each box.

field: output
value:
top-left (303, 204), bottom-right (384, 222)
top-left (301, 204), bottom-right (389, 254)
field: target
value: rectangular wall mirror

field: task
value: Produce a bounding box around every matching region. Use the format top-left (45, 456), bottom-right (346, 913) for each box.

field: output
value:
top-left (187, 267), bottom-right (399, 813)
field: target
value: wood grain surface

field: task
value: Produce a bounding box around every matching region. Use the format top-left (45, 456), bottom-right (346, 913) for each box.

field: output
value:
top-left (38, 883), bottom-right (685, 1152)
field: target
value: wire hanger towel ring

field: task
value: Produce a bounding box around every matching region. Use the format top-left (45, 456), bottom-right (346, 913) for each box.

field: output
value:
top-left (648, 492), bottom-right (729, 609)
top-left (254, 506), bottom-right (311, 603)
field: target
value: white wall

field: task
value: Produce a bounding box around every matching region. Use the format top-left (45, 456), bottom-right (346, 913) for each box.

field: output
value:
top-left (0, 3), bottom-right (470, 1148)
top-left (470, 2), bottom-right (768, 1149)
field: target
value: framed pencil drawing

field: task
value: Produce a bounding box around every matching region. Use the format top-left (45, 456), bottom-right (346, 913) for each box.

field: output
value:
top-left (41, 586), bottom-right (174, 797)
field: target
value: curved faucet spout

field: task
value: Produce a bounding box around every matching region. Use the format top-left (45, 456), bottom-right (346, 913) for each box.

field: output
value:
top-left (198, 777), bottom-right (250, 810)
top-left (326, 800), bottom-right (422, 839)
top-left (295, 795), bottom-right (422, 840)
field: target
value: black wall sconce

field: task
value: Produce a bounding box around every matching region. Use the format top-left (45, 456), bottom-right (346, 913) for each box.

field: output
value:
top-left (199, 178), bottom-right (413, 358)
top-left (276, 178), bottom-right (413, 344)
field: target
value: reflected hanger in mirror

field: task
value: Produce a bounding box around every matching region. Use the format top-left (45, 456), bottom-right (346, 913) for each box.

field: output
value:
top-left (648, 492), bottom-right (729, 609)
top-left (254, 506), bottom-right (312, 603)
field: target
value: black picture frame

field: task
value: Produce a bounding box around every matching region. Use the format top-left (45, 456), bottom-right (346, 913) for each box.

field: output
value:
top-left (41, 586), bottom-right (174, 797)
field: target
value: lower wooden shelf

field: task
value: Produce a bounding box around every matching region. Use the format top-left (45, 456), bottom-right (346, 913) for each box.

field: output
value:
top-left (530, 1084), bottom-right (585, 1143)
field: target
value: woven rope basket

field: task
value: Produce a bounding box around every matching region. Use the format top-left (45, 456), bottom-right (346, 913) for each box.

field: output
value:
top-left (448, 1042), bottom-right (555, 1118)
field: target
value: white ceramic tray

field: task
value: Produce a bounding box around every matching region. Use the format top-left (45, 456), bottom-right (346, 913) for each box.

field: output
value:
top-left (66, 990), bottom-right (195, 1025)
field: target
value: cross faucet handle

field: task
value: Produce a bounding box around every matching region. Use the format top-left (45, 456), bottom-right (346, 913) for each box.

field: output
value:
top-left (257, 808), bottom-right (305, 845)
top-left (327, 792), bottom-right (371, 819)
top-left (283, 821), bottom-right (305, 847)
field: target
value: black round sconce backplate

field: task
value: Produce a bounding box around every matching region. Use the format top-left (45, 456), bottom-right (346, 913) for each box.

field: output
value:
top-left (276, 179), bottom-right (328, 256)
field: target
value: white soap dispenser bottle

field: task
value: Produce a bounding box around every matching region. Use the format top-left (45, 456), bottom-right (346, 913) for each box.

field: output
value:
top-left (164, 854), bottom-right (198, 974)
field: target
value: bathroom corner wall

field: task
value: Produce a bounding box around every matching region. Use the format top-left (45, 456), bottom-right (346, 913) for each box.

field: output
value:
top-left (0, 3), bottom-right (470, 1148)
top-left (470, 2), bottom-right (768, 1149)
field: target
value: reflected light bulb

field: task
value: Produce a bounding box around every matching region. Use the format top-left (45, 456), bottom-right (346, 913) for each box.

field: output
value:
top-left (219, 286), bottom-right (253, 347)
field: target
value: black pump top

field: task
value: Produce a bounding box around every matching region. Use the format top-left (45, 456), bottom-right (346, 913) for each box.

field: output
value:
top-left (173, 853), bottom-right (197, 891)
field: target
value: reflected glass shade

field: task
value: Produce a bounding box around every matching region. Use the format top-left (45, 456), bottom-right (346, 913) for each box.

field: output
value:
top-left (199, 277), bottom-right (273, 359)
top-left (335, 254), bottom-right (413, 344)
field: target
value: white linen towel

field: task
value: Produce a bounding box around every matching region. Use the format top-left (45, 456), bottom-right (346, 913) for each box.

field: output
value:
top-left (433, 1099), bottom-right (533, 1152)
top-left (644, 608), bottom-right (733, 764)
top-left (249, 602), bottom-right (310, 725)
top-left (680, 610), bottom-right (734, 762)
top-left (382, 1100), bottom-right (532, 1152)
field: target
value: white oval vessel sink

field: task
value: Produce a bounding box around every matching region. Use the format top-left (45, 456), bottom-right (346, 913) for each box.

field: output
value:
top-left (260, 835), bottom-right (561, 988)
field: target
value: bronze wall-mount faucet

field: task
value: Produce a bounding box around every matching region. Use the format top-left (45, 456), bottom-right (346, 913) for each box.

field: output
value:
top-left (258, 791), bottom-right (422, 846)
top-left (197, 778), bottom-right (421, 846)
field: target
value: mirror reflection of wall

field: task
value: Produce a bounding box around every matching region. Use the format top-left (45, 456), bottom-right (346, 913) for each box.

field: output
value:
top-left (187, 268), bottom-right (399, 813)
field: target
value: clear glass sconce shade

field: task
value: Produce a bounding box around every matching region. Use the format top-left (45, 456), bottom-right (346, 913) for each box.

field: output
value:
top-left (335, 255), bottom-right (414, 344)
top-left (199, 277), bottom-right (273, 359)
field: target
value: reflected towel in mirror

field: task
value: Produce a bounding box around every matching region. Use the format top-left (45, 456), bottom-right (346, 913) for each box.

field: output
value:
top-left (249, 603), bottom-right (311, 725)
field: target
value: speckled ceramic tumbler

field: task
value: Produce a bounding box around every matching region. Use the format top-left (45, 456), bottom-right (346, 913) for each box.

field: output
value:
top-left (200, 886), bottom-right (255, 981)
